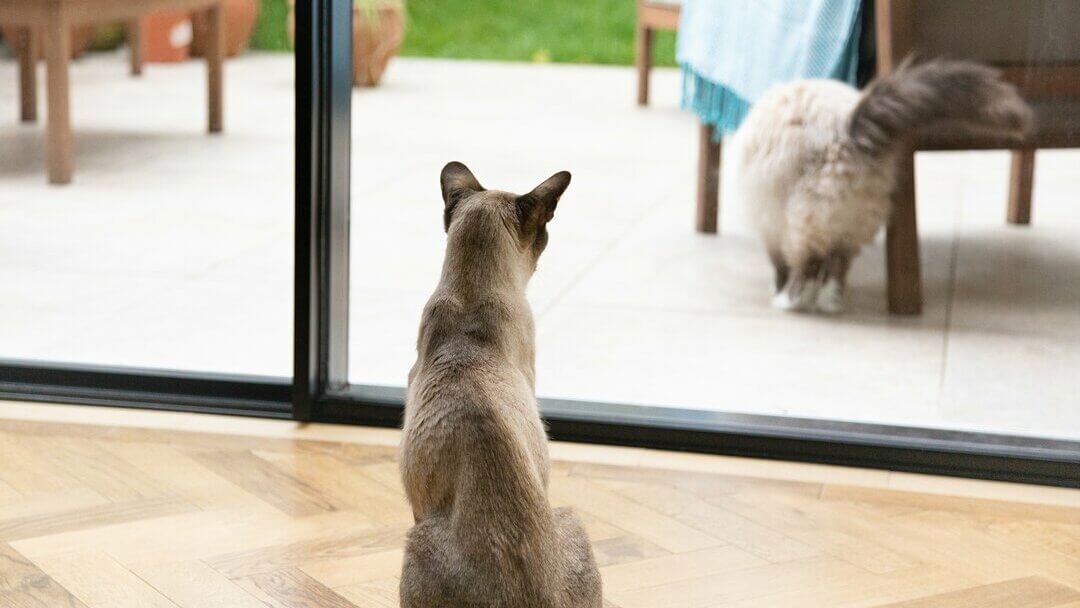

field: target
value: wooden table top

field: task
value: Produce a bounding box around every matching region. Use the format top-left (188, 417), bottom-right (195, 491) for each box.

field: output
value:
top-left (0, 0), bottom-right (221, 26)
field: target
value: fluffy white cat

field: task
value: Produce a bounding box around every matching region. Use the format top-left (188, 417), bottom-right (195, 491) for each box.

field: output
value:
top-left (735, 59), bottom-right (1032, 313)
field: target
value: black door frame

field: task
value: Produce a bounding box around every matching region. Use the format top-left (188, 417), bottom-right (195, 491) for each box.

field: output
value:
top-left (1, 0), bottom-right (1078, 487)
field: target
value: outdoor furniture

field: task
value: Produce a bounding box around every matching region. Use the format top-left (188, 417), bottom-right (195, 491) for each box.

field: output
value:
top-left (0, 0), bottom-right (224, 184)
top-left (877, 0), bottom-right (1080, 314)
top-left (635, 0), bottom-right (680, 106)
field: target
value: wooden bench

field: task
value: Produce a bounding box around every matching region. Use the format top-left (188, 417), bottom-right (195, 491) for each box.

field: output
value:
top-left (0, 0), bottom-right (224, 184)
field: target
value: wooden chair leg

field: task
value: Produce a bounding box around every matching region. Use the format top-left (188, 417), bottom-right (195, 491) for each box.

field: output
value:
top-left (886, 147), bottom-right (921, 314)
top-left (127, 19), bottom-right (143, 76)
top-left (1008, 148), bottom-right (1035, 225)
top-left (635, 23), bottom-right (653, 106)
top-left (44, 9), bottom-right (73, 184)
top-left (18, 27), bottom-right (39, 123)
top-left (695, 122), bottom-right (720, 234)
top-left (205, 4), bottom-right (224, 133)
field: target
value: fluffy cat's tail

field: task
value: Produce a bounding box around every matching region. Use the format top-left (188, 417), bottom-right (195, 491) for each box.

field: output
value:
top-left (848, 58), bottom-right (1033, 156)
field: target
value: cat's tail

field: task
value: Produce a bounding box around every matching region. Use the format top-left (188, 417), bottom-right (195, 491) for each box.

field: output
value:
top-left (848, 58), bottom-right (1033, 157)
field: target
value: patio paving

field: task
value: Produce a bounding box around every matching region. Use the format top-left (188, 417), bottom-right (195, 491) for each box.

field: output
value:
top-left (1, 51), bottom-right (1078, 439)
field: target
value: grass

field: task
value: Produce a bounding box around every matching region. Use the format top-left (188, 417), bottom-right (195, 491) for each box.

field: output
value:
top-left (248, 0), bottom-right (677, 67)
top-left (251, 0), bottom-right (291, 51)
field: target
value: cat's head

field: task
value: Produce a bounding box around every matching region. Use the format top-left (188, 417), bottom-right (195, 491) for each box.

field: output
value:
top-left (440, 161), bottom-right (571, 275)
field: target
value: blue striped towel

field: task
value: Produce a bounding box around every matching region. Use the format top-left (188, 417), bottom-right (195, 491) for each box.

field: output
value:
top-left (677, 0), bottom-right (864, 136)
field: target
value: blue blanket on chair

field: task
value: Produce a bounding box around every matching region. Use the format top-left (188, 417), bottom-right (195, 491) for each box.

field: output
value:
top-left (677, 0), bottom-right (864, 135)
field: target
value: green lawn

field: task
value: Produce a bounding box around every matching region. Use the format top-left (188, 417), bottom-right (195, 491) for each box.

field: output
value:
top-left (251, 0), bottom-right (292, 52)
top-left (250, 0), bottom-right (677, 67)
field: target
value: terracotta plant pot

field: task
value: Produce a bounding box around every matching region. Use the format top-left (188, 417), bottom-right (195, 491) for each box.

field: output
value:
top-left (191, 0), bottom-right (260, 58)
top-left (2, 25), bottom-right (95, 60)
top-left (352, 4), bottom-right (404, 87)
top-left (286, 1), bottom-right (403, 87)
top-left (140, 12), bottom-right (193, 63)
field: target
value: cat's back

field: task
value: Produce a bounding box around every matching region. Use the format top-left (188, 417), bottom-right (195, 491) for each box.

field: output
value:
top-left (401, 319), bottom-right (549, 518)
top-left (737, 78), bottom-right (861, 170)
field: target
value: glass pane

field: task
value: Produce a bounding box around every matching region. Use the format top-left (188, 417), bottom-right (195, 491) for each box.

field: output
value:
top-left (348, 0), bottom-right (1079, 442)
top-left (0, 7), bottom-right (294, 376)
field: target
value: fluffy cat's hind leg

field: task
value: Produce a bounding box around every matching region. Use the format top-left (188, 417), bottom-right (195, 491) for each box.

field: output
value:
top-left (815, 251), bottom-right (852, 314)
top-left (767, 248), bottom-right (791, 296)
top-left (773, 257), bottom-right (824, 312)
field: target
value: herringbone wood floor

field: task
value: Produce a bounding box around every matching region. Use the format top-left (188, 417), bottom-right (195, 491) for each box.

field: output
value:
top-left (0, 408), bottom-right (1077, 608)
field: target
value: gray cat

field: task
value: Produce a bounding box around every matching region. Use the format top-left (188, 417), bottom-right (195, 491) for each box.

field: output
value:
top-left (399, 162), bottom-right (603, 608)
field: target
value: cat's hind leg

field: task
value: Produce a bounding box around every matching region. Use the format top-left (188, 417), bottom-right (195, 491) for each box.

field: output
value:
top-left (766, 247), bottom-right (791, 297)
top-left (554, 507), bottom-right (603, 608)
top-left (400, 515), bottom-right (464, 608)
top-left (815, 250), bottom-right (852, 314)
top-left (773, 257), bottom-right (824, 312)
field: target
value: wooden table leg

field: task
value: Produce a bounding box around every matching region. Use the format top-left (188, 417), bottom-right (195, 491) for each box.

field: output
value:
top-left (127, 18), bottom-right (143, 76)
top-left (886, 146), bottom-right (921, 314)
top-left (635, 22), bottom-right (653, 106)
top-left (205, 3), bottom-right (224, 133)
top-left (1008, 148), bottom-right (1035, 225)
top-left (695, 122), bottom-right (720, 234)
top-left (44, 8), bottom-right (73, 185)
top-left (18, 27), bottom-right (39, 123)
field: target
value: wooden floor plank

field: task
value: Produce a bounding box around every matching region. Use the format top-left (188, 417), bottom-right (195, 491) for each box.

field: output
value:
top-left (189, 450), bottom-right (338, 517)
top-left (206, 526), bottom-right (407, 579)
top-left (893, 510), bottom-right (1080, 585)
top-left (612, 481), bottom-right (821, 563)
top-left (100, 441), bottom-right (266, 510)
top-left (717, 565), bottom-right (975, 608)
top-left (606, 555), bottom-right (864, 608)
top-left (235, 568), bottom-right (360, 608)
top-left (253, 450), bottom-right (414, 525)
top-left (298, 548), bottom-right (405, 589)
top-left (0, 433), bottom-right (82, 495)
top-left (27, 550), bottom-right (179, 608)
top-left (0, 487), bottom-right (110, 528)
top-left (0, 497), bottom-right (193, 542)
top-left (27, 437), bottom-right (165, 502)
top-left (874, 576), bottom-right (1080, 608)
top-left (334, 576), bottom-right (400, 608)
top-left (549, 476), bottom-right (725, 554)
top-left (0, 542), bottom-right (88, 608)
top-left (709, 485), bottom-right (919, 573)
top-left (601, 546), bottom-right (766, 594)
top-left (591, 533), bottom-right (671, 567)
top-left (130, 560), bottom-right (267, 608)
top-left (0, 413), bottom-right (1076, 608)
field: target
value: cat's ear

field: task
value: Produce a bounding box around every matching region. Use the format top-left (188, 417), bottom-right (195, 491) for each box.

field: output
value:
top-left (440, 162), bottom-right (483, 231)
top-left (517, 171), bottom-right (571, 226)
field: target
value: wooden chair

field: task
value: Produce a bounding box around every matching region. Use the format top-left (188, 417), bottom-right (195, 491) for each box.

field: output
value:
top-left (0, 0), bottom-right (224, 184)
top-left (877, 0), bottom-right (1080, 314)
top-left (635, 0), bottom-right (681, 106)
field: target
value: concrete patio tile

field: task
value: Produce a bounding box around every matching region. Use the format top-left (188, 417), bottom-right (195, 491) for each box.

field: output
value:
top-left (533, 302), bottom-right (947, 426)
top-left (939, 328), bottom-right (1080, 440)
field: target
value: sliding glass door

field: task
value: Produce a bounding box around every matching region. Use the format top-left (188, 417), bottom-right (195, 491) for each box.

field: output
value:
top-left (0, 0), bottom-right (298, 413)
top-left (2, 0), bottom-right (1077, 487)
top-left (331, 0), bottom-right (1080, 485)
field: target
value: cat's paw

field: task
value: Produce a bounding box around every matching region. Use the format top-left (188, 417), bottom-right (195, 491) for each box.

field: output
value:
top-left (771, 290), bottom-right (800, 311)
top-left (814, 278), bottom-right (844, 314)
top-left (772, 282), bottom-right (819, 312)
